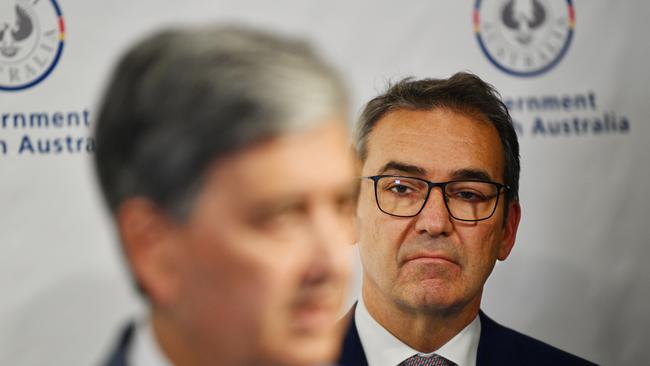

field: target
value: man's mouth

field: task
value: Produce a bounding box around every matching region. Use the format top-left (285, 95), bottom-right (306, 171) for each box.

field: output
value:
top-left (289, 294), bottom-right (340, 332)
top-left (403, 252), bottom-right (458, 266)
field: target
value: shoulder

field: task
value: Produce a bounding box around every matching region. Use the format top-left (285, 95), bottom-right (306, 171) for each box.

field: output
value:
top-left (477, 312), bottom-right (597, 366)
top-left (101, 322), bottom-right (135, 366)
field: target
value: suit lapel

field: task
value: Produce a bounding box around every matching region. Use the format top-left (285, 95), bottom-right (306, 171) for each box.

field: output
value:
top-left (338, 304), bottom-right (369, 366)
top-left (103, 322), bottom-right (135, 366)
top-left (476, 311), bottom-right (514, 366)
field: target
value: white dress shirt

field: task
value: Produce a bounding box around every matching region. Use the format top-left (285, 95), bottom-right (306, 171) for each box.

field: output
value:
top-left (128, 317), bottom-right (173, 366)
top-left (354, 298), bottom-right (481, 366)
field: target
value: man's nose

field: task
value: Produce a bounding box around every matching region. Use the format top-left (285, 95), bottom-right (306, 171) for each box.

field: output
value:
top-left (414, 187), bottom-right (454, 237)
top-left (303, 205), bottom-right (353, 285)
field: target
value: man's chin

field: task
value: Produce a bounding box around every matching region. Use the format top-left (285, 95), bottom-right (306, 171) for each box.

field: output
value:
top-left (395, 283), bottom-right (465, 313)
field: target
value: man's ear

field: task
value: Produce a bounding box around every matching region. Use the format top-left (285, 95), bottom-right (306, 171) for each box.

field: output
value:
top-left (116, 198), bottom-right (183, 306)
top-left (497, 201), bottom-right (521, 261)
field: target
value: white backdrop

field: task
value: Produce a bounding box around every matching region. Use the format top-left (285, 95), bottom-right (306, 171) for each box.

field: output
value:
top-left (1, 1), bottom-right (648, 365)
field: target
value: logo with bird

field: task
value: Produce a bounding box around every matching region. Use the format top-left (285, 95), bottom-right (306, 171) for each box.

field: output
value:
top-left (473, 0), bottom-right (575, 77)
top-left (0, 0), bottom-right (64, 91)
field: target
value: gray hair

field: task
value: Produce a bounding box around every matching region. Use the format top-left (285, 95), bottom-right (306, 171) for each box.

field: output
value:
top-left (94, 25), bottom-right (348, 219)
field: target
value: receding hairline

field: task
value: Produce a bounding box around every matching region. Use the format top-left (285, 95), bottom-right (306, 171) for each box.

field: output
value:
top-left (357, 105), bottom-right (498, 162)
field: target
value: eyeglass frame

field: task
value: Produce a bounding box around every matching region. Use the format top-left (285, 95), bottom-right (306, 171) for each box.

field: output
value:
top-left (362, 175), bottom-right (510, 222)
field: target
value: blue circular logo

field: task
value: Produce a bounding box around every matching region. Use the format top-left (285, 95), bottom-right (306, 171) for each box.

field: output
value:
top-left (0, 0), bottom-right (65, 91)
top-left (474, 0), bottom-right (575, 77)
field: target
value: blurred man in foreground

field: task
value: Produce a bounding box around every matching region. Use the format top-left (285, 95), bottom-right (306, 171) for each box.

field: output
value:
top-left (339, 73), bottom-right (596, 365)
top-left (95, 25), bottom-right (357, 366)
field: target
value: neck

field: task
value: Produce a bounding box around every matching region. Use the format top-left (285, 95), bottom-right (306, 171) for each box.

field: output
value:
top-left (361, 285), bottom-right (480, 353)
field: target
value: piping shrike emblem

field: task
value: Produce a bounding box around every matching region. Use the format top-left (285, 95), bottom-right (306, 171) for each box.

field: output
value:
top-left (473, 0), bottom-right (575, 77)
top-left (0, 0), bottom-right (65, 91)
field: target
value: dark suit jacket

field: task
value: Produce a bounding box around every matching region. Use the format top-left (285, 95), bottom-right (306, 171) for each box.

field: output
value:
top-left (338, 309), bottom-right (598, 366)
top-left (102, 322), bottom-right (135, 366)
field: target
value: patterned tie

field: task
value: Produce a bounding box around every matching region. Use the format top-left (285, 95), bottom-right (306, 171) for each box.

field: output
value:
top-left (399, 354), bottom-right (456, 366)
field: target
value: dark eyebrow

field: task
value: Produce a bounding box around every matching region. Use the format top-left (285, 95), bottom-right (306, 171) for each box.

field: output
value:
top-left (451, 169), bottom-right (495, 182)
top-left (377, 161), bottom-right (427, 176)
top-left (377, 163), bottom-right (497, 182)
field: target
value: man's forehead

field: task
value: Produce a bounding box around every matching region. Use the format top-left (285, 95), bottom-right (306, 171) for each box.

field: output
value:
top-left (362, 108), bottom-right (504, 180)
top-left (369, 107), bottom-right (495, 139)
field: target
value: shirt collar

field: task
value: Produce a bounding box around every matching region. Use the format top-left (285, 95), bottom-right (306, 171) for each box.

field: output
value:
top-left (354, 298), bottom-right (481, 366)
top-left (128, 316), bottom-right (173, 366)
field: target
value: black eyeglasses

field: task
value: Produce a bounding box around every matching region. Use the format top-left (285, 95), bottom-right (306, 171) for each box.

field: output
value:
top-left (363, 175), bottom-right (509, 222)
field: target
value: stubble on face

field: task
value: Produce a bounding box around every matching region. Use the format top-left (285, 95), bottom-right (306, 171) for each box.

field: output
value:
top-left (358, 108), bottom-right (508, 319)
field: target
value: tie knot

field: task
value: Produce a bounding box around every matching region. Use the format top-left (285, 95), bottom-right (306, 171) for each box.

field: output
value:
top-left (400, 354), bottom-right (456, 366)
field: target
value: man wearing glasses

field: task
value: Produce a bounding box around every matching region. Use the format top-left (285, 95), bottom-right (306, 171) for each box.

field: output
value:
top-left (339, 73), bottom-right (595, 366)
